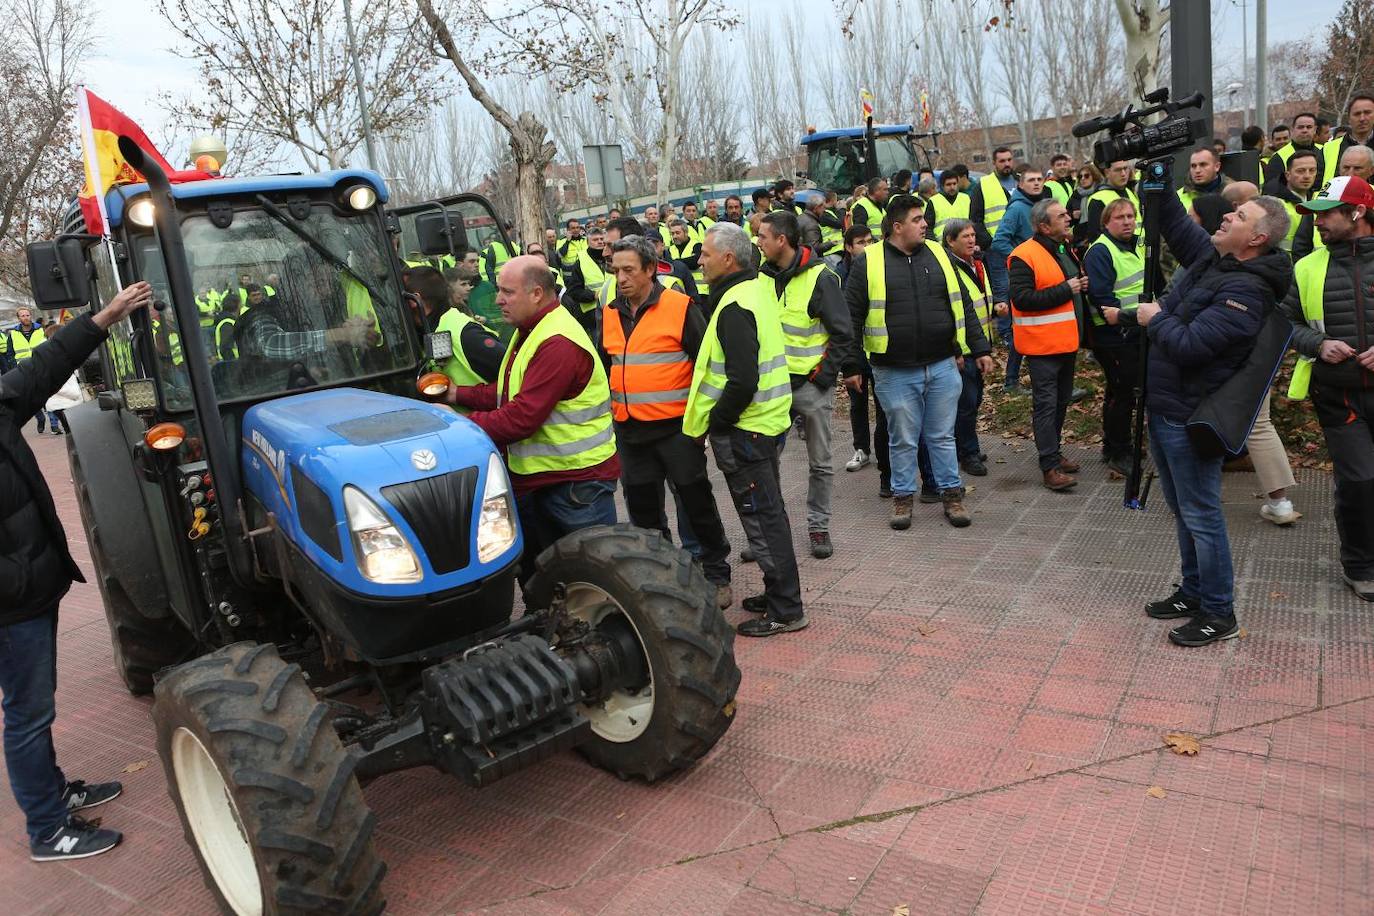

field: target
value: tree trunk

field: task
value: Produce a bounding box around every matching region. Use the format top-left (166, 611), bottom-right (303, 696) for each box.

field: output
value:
top-left (1116, 0), bottom-right (1168, 105)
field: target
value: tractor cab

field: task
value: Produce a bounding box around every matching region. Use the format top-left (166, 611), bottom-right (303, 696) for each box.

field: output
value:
top-left (800, 124), bottom-right (940, 196)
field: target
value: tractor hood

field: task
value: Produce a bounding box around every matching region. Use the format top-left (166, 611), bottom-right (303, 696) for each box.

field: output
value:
top-left (242, 388), bottom-right (521, 598)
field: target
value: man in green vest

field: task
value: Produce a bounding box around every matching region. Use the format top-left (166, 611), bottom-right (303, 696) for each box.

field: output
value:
top-left (1080, 159), bottom-right (1141, 250)
top-left (849, 177), bottom-right (888, 236)
top-left (1319, 92), bottom-right (1374, 187)
top-left (1046, 153), bottom-right (1076, 205)
top-left (642, 205), bottom-right (671, 246)
top-left (447, 255), bottom-right (620, 583)
top-left (970, 146), bottom-right (1016, 249)
top-left (1083, 198), bottom-right (1145, 476)
top-left (556, 218), bottom-right (587, 270)
top-left (561, 226), bottom-right (609, 334)
top-left (688, 222), bottom-right (805, 637)
top-left (1177, 148), bottom-right (1233, 213)
top-left (481, 224), bottom-right (521, 285)
top-left (924, 171), bottom-right (971, 242)
top-left (682, 201), bottom-right (708, 243)
top-left (667, 220), bottom-right (704, 295)
top-left (214, 291), bottom-right (243, 362)
top-left (843, 195), bottom-right (992, 530)
top-left (1263, 112), bottom-right (1325, 194)
top-left (7, 308), bottom-right (60, 432)
top-left (1273, 148), bottom-right (1322, 257)
top-left (1281, 175), bottom-right (1374, 601)
top-left (409, 267), bottom-right (505, 391)
top-left (758, 210), bottom-right (856, 560)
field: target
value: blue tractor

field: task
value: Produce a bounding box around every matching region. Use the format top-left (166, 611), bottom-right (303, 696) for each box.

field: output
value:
top-left (25, 138), bottom-right (739, 914)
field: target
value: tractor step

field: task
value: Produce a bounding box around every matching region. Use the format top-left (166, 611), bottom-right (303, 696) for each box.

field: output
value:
top-left (420, 634), bottom-right (590, 786)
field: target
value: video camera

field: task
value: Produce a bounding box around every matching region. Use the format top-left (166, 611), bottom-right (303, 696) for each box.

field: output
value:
top-left (1072, 88), bottom-right (1209, 167)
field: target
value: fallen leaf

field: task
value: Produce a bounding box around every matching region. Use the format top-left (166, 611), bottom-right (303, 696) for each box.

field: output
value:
top-left (1146, 785), bottom-right (1168, 799)
top-left (1269, 591), bottom-right (1286, 600)
top-left (723, 700), bottom-right (736, 717)
top-left (1163, 732), bottom-right (1200, 756)
top-left (892, 906), bottom-right (910, 916)
top-left (917, 624), bottom-right (936, 637)
top-left (1024, 760), bottom-right (1034, 771)
top-left (122, 760), bottom-right (149, 774)
top-left (1236, 627), bottom-right (1249, 639)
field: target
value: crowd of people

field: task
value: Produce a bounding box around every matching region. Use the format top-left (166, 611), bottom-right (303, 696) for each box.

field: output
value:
top-left (397, 89), bottom-right (1373, 651)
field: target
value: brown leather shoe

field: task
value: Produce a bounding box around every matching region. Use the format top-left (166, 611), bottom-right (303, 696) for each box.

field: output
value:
top-left (1058, 457), bottom-right (1081, 473)
top-left (1043, 467), bottom-right (1078, 491)
top-left (941, 489), bottom-right (971, 528)
top-left (890, 494), bottom-right (914, 530)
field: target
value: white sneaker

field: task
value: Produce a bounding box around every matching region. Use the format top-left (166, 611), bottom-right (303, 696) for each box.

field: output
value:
top-left (1260, 499), bottom-right (1300, 526)
top-left (846, 449), bottom-right (870, 471)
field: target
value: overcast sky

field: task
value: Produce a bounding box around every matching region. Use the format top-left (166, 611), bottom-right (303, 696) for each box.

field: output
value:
top-left (84, 0), bottom-right (1345, 164)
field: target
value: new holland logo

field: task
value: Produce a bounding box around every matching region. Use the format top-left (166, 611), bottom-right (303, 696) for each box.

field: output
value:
top-left (411, 449), bottom-right (438, 471)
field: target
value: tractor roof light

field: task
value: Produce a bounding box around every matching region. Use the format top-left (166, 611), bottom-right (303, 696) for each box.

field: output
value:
top-left (122, 378), bottom-right (158, 412)
top-left (417, 372), bottom-right (450, 398)
top-left (127, 197), bottom-right (156, 228)
top-left (145, 422), bottom-right (186, 451)
top-left (346, 185), bottom-right (377, 211)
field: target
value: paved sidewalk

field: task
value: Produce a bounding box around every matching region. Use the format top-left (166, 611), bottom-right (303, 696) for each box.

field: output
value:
top-left (3, 425), bottom-right (1370, 915)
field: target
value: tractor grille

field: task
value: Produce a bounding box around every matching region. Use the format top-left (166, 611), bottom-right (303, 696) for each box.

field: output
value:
top-left (382, 467), bottom-right (478, 574)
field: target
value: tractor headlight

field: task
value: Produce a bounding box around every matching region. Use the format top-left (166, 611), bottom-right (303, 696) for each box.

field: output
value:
top-left (343, 486), bottom-right (422, 583)
top-left (475, 453), bottom-right (517, 563)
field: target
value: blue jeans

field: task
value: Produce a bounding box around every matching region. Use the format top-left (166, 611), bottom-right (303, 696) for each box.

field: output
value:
top-left (0, 613), bottom-right (68, 845)
top-left (873, 358), bottom-right (962, 497)
top-left (1148, 413), bottom-right (1235, 619)
top-left (515, 479), bottom-right (618, 582)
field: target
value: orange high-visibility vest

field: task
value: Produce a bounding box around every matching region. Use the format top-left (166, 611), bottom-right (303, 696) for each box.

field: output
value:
top-left (601, 287), bottom-right (695, 422)
top-left (1008, 238), bottom-right (1080, 356)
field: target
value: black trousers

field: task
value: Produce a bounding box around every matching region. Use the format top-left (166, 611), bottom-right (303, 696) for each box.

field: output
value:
top-left (1314, 385), bottom-right (1374, 579)
top-left (709, 429), bottom-right (803, 622)
top-left (618, 428), bottom-right (732, 585)
top-left (848, 368), bottom-right (890, 476)
top-left (1026, 353), bottom-right (1077, 472)
top-left (1093, 343), bottom-right (1140, 462)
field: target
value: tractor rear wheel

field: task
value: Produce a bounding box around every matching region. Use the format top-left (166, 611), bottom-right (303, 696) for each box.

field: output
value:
top-left (70, 437), bottom-right (194, 694)
top-left (154, 642), bottom-right (385, 915)
top-left (526, 524), bottom-right (740, 782)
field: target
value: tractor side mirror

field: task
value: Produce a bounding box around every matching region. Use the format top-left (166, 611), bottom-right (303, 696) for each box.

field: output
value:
top-left (416, 211), bottom-right (469, 258)
top-left (25, 239), bottom-right (91, 310)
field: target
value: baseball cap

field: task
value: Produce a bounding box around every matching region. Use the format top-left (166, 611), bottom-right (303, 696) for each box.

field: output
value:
top-left (1298, 175), bottom-right (1374, 212)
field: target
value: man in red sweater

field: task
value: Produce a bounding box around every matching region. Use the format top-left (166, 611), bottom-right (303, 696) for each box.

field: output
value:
top-left (448, 256), bottom-right (620, 580)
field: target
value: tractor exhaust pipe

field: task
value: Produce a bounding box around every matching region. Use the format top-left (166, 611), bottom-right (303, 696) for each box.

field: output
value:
top-left (117, 135), bottom-right (254, 588)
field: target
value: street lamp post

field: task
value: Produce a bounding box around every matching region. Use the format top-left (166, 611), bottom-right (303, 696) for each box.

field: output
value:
top-left (342, 0), bottom-right (379, 171)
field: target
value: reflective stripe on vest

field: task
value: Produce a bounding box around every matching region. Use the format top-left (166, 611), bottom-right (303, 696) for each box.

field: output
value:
top-left (498, 307), bottom-right (615, 474)
top-left (7, 327), bottom-right (45, 361)
top-left (343, 275), bottom-right (384, 346)
top-left (1086, 235), bottom-right (1145, 325)
top-left (1287, 247), bottom-right (1332, 400)
top-left (602, 287), bottom-right (694, 422)
top-left (152, 319), bottom-right (183, 366)
top-left (1008, 238), bottom-right (1079, 355)
top-left (862, 241), bottom-right (969, 356)
top-left (668, 240), bottom-right (705, 291)
top-left (950, 255), bottom-right (995, 343)
top-left (558, 236), bottom-right (588, 267)
top-left (437, 309), bottom-right (487, 388)
top-left (683, 277), bottom-right (791, 437)
top-left (979, 174), bottom-right (1010, 234)
top-left (779, 264), bottom-right (835, 375)
top-left (929, 192), bottom-right (971, 238)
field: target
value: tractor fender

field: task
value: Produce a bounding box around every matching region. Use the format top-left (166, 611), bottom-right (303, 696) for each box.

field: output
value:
top-left (66, 401), bottom-right (174, 618)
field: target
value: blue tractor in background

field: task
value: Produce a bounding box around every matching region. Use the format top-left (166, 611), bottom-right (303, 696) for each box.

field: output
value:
top-left (25, 137), bottom-right (739, 915)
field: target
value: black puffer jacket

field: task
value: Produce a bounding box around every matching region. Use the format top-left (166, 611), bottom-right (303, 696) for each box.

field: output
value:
top-left (1145, 191), bottom-right (1294, 422)
top-left (1281, 235), bottom-right (1374, 391)
top-left (0, 316), bottom-right (105, 625)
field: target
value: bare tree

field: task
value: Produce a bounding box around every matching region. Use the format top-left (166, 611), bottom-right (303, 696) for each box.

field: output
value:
top-left (156, 0), bottom-right (447, 171)
top-left (379, 100), bottom-right (489, 204)
top-left (1316, 0), bottom-right (1374, 118)
top-left (676, 29), bottom-right (748, 187)
top-left (997, 1), bottom-right (1044, 158)
top-left (417, 0), bottom-right (554, 250)
top-left (1039, 0), bottom-right (1127, 159)
top-left (1115, 0), bottom-right (1169, 105)
top-left (0, 0), bottom-right (92, 293)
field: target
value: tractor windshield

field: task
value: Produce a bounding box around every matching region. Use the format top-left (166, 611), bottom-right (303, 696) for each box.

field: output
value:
top-left (135, 205), bottom-right (415, 410)
top-left (807, 135), bottom-right (919, 196)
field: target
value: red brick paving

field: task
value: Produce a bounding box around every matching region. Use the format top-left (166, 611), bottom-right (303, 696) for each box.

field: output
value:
top-left (5, 425), bottom-right (1373, 914)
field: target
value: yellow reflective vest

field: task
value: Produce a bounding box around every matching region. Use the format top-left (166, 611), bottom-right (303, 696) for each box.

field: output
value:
top-left (683, 277), bottom-right (791, 437)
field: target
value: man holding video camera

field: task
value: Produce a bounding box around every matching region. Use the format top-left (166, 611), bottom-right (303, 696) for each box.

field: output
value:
top-left (1134, 175), bottom-right (1293, 647)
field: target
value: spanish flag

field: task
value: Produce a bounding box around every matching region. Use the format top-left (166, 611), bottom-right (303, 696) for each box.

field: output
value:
top-left (76, 88), bottom-right (209, 236)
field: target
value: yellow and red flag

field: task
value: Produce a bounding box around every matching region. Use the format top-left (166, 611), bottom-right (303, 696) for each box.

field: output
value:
top-left (920, 89), bottom-right (931, 128)
top-left (859, 87), bottom-right (875, 121)
top-left (76, 88), bottom-right (210, 236)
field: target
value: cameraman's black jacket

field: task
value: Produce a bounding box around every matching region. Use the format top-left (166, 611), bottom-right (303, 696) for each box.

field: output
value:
top-left (0, 316), bottom-right (104, 625)
top-left (1145, 191), bottom-right (1293, 423)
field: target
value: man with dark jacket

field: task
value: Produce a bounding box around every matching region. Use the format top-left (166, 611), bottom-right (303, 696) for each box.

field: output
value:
top-left (1134, 188), bottom-right (1293, 646)
top-left (1008, 200), bottom-right (1089, 492)
top-left (758, 210), bottom-right (857, 557)
top-left (2, 281), bottom-right (154, 861)
top-left (1281, 176), bottom-right (1374, 601)
top-left (844, 195), bottom-right (992, 530)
